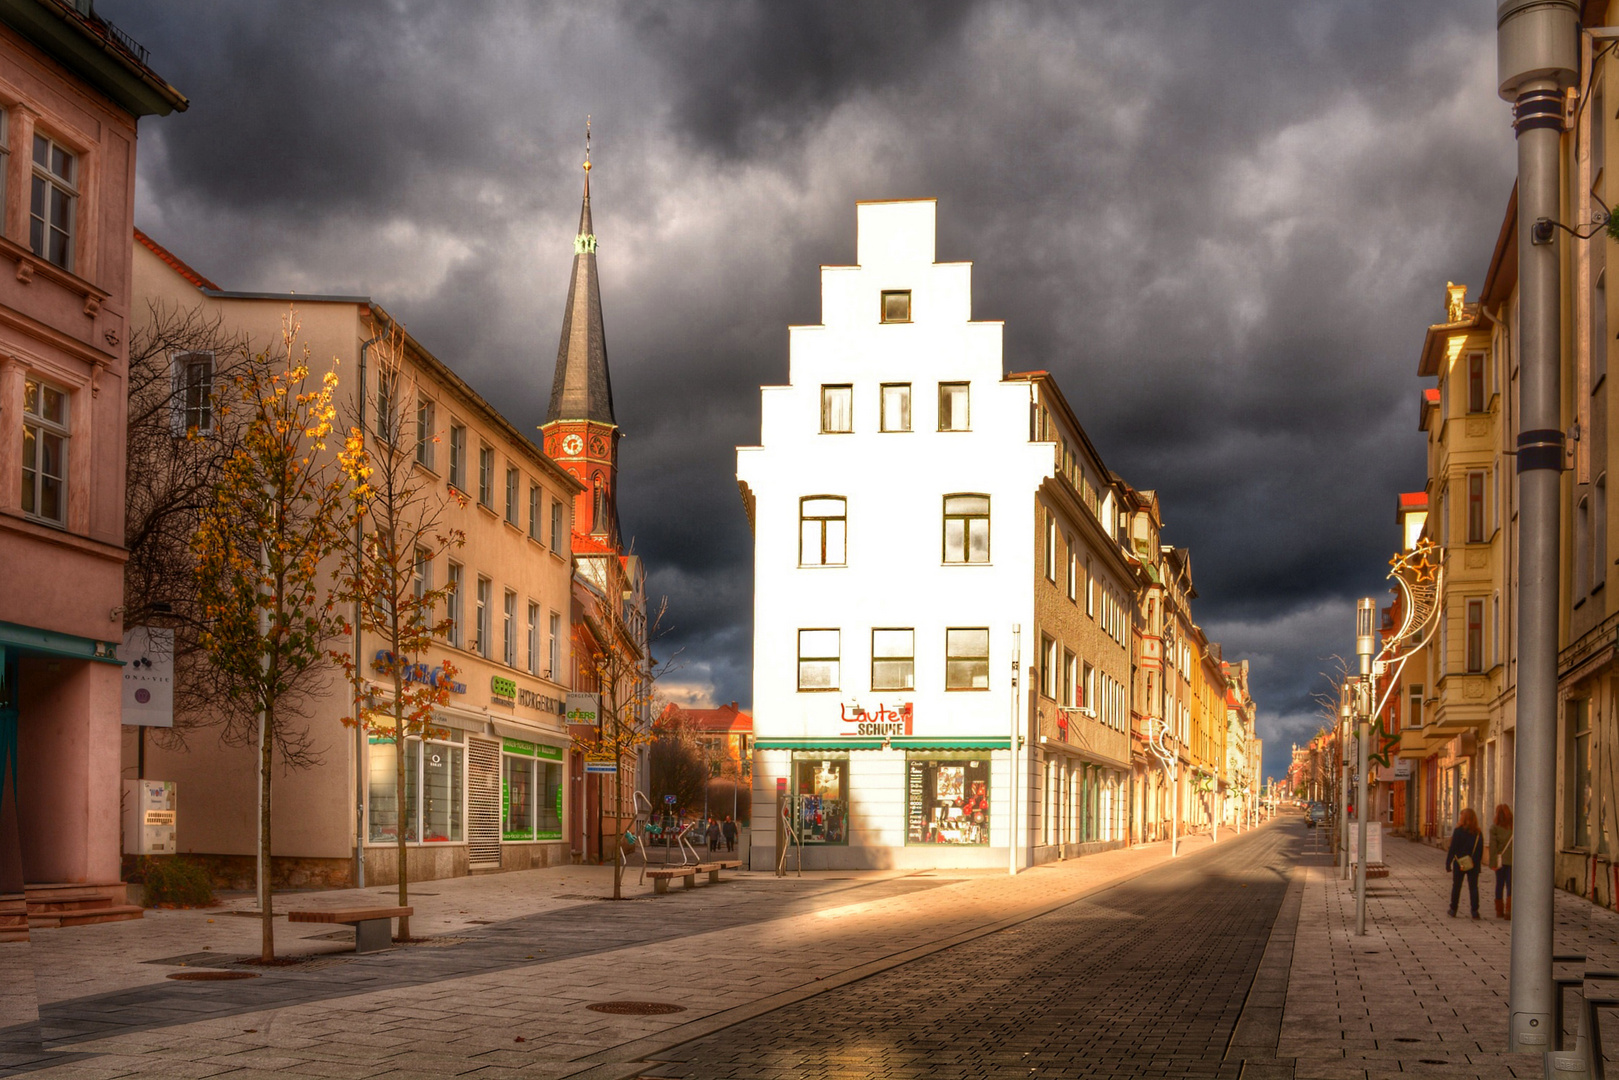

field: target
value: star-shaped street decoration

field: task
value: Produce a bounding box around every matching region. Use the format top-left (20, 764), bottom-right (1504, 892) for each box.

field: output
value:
top-left (1368, 717), bottom-right (1402, 769)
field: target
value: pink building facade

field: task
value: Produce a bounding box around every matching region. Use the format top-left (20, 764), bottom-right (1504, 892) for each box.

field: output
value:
top-left (0, 1), bottom-right (183, 928)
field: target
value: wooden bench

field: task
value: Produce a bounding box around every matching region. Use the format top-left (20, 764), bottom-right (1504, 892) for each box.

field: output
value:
top-left (698, 860), bottom-right (740, 884)
top-left (645, 867), bottom-right (698, 894)
top-left (288, 906), bottom-right (412, 953)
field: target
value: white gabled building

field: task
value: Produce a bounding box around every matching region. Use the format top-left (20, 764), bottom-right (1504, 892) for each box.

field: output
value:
top-left (738, 200), bottom-right (1136, 871)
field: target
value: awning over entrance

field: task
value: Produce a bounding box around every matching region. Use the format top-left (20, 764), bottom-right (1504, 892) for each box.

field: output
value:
top-left (0, 621), bottom-right (121, 664)
top-left (756, 737), bottom-right (1012, 751)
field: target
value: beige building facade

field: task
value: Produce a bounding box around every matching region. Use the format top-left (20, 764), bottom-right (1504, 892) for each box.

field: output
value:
top-left (126, 233), bottom-right (582, 887)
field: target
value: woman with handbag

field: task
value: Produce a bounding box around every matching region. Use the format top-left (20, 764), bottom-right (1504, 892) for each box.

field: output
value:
top-left (1490, 803), bottom-right (1514, 920)
top-left (1446, 807), bottom-right (1485, 919)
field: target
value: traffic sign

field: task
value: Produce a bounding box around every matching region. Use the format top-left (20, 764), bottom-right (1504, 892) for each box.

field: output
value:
top-left (664, 794), bottom-right (676, 804)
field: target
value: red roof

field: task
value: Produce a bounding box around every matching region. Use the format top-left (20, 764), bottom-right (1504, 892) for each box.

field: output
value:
top-left (659, 702), bottom-right (753, 734)
top-left (1422, 388), bottom-right (1440, 404)
top-left (133, 228), bottom-right (220, 291)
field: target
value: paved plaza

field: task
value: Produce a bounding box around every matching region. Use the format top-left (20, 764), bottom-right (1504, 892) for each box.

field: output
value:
top-left (2, 820), bottom-right (1614, 1079)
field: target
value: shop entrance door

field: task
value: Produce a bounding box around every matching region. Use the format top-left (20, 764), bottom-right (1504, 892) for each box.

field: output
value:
top-left (466, 738), bottom-right (501, 869)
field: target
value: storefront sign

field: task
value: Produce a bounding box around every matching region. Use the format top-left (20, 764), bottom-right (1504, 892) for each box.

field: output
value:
top-left (566, 693), bottom-right (600, 724)
top-left (119, 627), bottom-right (174, 727)
top-left (372, 651), bottom-right (467, 695)
top-left (491, 676), bottom-right (517, 708)
top-left (501, 737), bottom-right (566, 761)
top-left (518, 688), bottom-right (563, 714)
top-left (584, 760), bottom-right (618, 775)
top-left (840, 701), bottom-right (913, 738)
top-left (1393, 758), bottom-right (1412, 780)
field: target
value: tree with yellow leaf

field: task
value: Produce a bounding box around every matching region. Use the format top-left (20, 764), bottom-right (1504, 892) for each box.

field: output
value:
top-left (330, 322), bottom-right (464, 940)
top-left (193, 312), bottom-right (355, 963)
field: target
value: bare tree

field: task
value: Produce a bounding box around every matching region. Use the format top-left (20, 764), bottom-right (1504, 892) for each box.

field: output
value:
top-left (123, 301), bottom-right (257, 745)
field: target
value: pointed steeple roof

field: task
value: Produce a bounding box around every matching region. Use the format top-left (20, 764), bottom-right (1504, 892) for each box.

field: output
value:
top-left (547, 142), bottom-right (615, 426)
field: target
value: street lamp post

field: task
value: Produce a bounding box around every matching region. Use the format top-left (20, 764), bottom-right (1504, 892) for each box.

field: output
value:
top-left (1338, 683), bottom-right (1352, 879)
top-left (1355, 597), bottom-right (1375, 937)
top-left (1498, 0), bottom-right (1578, 1053)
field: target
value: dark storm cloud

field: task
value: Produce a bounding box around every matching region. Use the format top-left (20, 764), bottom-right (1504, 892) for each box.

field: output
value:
top-left (113, 0), bottom-right (1511, 781)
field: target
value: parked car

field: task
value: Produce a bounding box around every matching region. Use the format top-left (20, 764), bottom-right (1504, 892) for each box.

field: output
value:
top-left (1305, 803), bottom-right (1327, 828)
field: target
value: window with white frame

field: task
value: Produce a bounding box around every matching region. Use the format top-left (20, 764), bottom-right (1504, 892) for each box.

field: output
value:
top-left (376, 369), bottom-right (396, 443)
top-left (449, 423), bottom-right (467, 490)
top-left (503, 590), bottom-right (517, 667)
top-left (800, 496), bottom-right (847, 566)
top-left (943, 494), bottom-right (990, 563)
top-left (871, 628), bottom-right (914, 691)
top-left (505, 467), bottom-right (520, 526)
top-left (21, 378), bottom-right (68, 525)
top-left (445, 563), bottom-right (464, 647)
top-left (529, 484), bottom-right (542, 543)
top-left (1062, 650), bottom-right (1077, 708)
top-left (1466, 597), bottom-right (1485, 674)
top-left (1044, 511), bottom-right (1057, 581)
top-left (412, 548), bottom-right (430, 629)
top-left (1066, 539), bottom-right (1077, 602)
top-left (367, 728), bottom-right (464, 843)
top-left (938, 382), bottom-right (969, 431)
top-left (945, 628), bottom-right (990, 690)
top-left (1085, 558), bottom-right (1094, 616)
top-left (171, 352), bottom-right (214, 434)
top-left (551, 498), bottom-right (565, 549)
top-left (416, 397), bottom-right (434, 469)
top-left (548, 611), bottom-right (561, 678)
top-left (476, 577), bottom-right (492, 657)
top-left (30, 133), bottom-right (76, 270)
top-left (797, 629), bottom-right (840, 691)
top-left (478, 444), bottom-right (495, 508)
top-left (1041, 635), bottom-right (1057, 698)
top-left (821, 385), bottom-right (853, 433)
top-left (527, 602), bottom-right (539, 675)
top-left (1083, 662), bottom-right (1095, 714)
top-left (880, 383), bottom-right (911, 432)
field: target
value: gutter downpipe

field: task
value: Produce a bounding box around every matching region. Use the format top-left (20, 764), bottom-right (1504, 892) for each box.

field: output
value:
top-left (353, 317), bottom-right (388, 891)
top-left (1497, 0), bottom-right (1577, 1059)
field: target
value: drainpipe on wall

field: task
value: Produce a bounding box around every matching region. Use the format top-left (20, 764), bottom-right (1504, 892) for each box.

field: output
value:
top-left (353, 320), bottom-right (387, 891)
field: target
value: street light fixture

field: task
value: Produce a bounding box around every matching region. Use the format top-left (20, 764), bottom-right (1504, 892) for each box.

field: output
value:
top-left (1355, 597), bottom-right (1375, 937)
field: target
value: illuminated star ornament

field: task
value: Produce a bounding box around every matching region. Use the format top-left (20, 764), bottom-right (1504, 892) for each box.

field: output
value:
top-left (1371, 537), bottom-right (1444, 720)
top-left (1367, 718), bottom-right (1401, 769)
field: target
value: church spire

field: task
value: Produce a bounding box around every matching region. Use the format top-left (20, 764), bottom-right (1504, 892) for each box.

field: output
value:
top-left (542, 120), bottom-right (620, 546)
top-left (547, 118), bottom-right (614, 426)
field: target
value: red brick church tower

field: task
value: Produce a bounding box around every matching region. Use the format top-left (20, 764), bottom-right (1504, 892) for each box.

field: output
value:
top-left (540, 140), bottom-right (620, 552)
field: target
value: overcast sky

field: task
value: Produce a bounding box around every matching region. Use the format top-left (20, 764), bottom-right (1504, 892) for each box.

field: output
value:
top-left (114, 0), bottom-right (1514, 783)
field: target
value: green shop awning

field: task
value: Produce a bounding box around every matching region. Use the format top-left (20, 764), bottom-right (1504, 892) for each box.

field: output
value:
top-left (756, 737), bottom-right (1011, 751)
top-left (0, 621), bottom-right (122, 665)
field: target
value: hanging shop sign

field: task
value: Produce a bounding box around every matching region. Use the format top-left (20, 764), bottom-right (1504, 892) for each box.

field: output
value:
top-left (839, 701), bottom-right (913, 738)
top-left (118, 627), bottom-right (174, 728)
top-left (565, 693), bottom-right (600, 725)
top-left (371, 650), bottom-right (466, 695)
top-left (1393, 757), bottom-right (1412, 780)
top-left (584, 760), bottom-right (618, 775)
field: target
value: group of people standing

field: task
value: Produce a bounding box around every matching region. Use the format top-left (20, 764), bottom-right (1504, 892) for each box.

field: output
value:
top-left (1444, 803), bottom-right (1513, 920)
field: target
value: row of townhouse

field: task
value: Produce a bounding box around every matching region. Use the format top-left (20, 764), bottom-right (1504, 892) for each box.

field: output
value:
top-left (737, 199), bottom-right (1261, 871)
top-left (121, 159), bottom-right (650, 890)
top-left (1365, 1), bottom-right (1619, 908)
top-left (0, 0), bottom-right (648, 928)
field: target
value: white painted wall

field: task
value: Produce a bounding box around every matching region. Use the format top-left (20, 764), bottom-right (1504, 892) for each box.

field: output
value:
top-left (738, 200), bottom-right (1056, 866)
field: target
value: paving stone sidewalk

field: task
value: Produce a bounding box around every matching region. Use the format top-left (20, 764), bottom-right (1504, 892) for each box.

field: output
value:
top-left (1279, 826), bottom-right (1619, 1079)
top-left (9, 825), bottom-right (1254, 1078)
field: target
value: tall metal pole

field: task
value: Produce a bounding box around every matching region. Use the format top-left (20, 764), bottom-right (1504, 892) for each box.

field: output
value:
top-left (1355, 598), bottom-right (1375, 937)
top-left (1339, 686), bottom-right (1353, 880)
top-left (1009, 624), bottom-right (1020, 876)
top-left (1498, 0), bottom-right (1577, 1054)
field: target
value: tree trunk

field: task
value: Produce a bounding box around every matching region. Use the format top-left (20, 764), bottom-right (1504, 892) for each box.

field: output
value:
top-left (395, 705), bottom-right (408, 941)
top-left (260, 694), bottom-right (275, 963)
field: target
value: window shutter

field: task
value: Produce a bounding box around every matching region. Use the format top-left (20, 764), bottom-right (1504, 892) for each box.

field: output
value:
top-left (169, 353), bottom-right (186, 434)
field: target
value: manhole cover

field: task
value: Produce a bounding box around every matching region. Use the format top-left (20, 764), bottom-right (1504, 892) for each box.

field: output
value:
top-left (586, 1001), bottom-right (686, 1015)
top-left (167, 971), bottom-right (259, 981)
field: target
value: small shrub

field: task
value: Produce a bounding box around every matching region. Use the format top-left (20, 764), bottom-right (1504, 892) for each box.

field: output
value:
top-left (137, 857), bottom-right (216, 908)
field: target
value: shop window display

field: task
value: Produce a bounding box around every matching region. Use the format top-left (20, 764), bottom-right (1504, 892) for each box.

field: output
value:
top-left (502, 740), bottom-right (565, 841)
top-left (907, 755), bottom-right (989, 845)
top-left (794, 757), bottom-right (849, 844)
top-left (367, 729), bottom-right (463, 844)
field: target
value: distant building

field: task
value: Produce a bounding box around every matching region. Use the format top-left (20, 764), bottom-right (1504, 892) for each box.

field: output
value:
top-left (659, 701), bottom-right (754, 779)
top-left (0, 0), bottom-right (185, 929)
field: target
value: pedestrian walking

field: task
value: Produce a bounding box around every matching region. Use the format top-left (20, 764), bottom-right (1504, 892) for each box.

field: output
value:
top-left (1490, 803), bottom-right (1513, 921)
top-left (722, 815), bottom-right (737, 853)
top-left (1446, 807), bottom-right (1485, 919)
top-left (706, 816), bottom-right (720, 853)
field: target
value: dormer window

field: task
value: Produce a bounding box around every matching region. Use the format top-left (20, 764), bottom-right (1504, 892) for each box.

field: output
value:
top-left (881, 290), bottom-right (911, 323)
